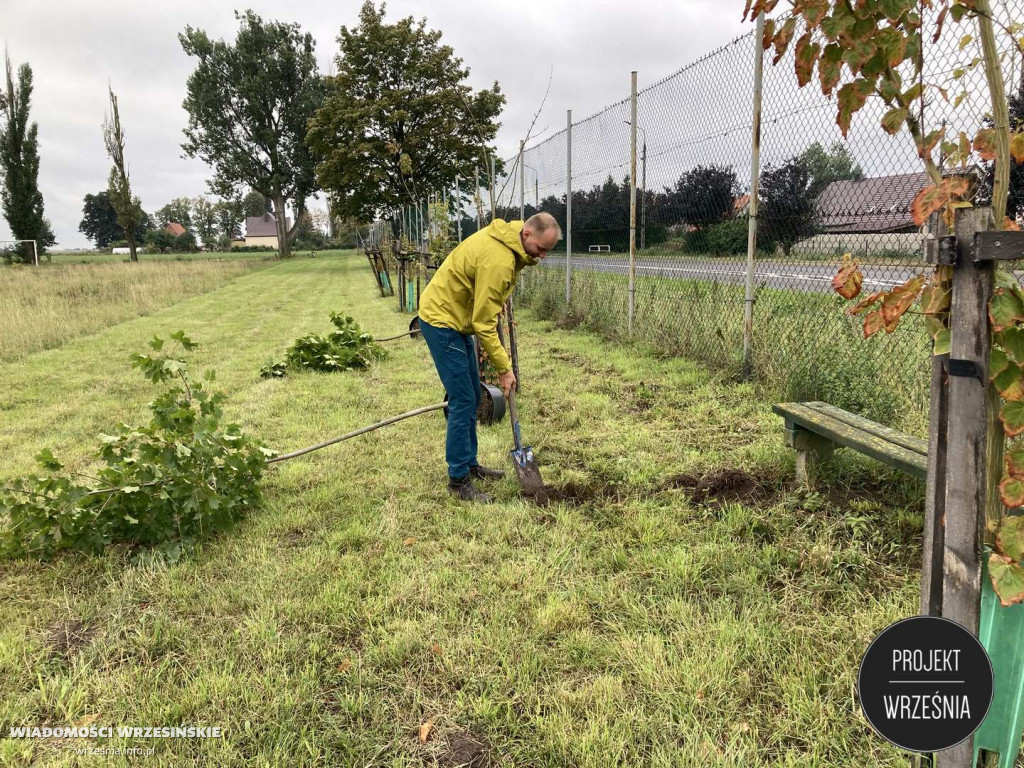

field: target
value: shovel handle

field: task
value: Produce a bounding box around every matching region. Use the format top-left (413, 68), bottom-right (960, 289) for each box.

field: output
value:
top-left (506, 388), bottom-right (523, 451)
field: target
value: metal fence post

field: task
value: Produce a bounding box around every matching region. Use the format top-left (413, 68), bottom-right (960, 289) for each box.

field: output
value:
top-left (519, 140), bottom-right (525, 221)
top-left (628, 71), bottom-right (638, 335)
top-left (474, 165), bottom-right (481, 231)
top-left (456, 174), bottom-right (463, 242)
top-left (566, 109), bottom-right (573, 306)
top-left (742, 11), bottom-right (764, 381)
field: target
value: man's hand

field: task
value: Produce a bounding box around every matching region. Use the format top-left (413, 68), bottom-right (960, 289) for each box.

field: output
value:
top-left (498, 370), bottom-right (516, 398)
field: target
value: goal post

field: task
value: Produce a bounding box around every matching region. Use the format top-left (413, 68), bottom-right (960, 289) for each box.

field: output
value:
top-left (0, 240), bottom-right (39, 266)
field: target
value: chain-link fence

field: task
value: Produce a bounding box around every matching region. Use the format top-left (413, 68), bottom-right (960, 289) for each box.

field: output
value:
top-left (502, 6), bottom-right (1024, 437)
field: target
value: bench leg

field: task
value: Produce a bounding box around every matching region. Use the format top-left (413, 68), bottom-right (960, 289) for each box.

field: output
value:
top-left (785, 425), bottom-right (834, 488)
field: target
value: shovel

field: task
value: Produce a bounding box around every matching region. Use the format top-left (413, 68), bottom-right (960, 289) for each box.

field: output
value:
top-left (506, 388), bottom-right (546, 502)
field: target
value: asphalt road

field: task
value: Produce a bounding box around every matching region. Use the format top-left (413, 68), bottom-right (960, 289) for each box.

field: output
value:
top-left (541, 255), bottom-right (921, 294)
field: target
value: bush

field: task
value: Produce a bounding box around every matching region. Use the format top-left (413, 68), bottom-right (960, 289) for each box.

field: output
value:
top-left (144, 230), bottom-right (199, 253)
top-left (261, 313), bottom-right (386, 377)
top-left (684, 217), bottom-right (749, 255)
top-left (230, 245), bottom-right (277, 253)
top-left (0, 332), bottom-right (270, 560)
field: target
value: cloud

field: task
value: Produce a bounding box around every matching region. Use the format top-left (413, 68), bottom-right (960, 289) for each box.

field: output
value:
top-left (1, 0), bottom-right (751, 248)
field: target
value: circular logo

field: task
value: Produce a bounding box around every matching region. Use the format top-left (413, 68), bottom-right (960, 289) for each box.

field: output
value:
top-left (858, 616), bottom-right (993, 753)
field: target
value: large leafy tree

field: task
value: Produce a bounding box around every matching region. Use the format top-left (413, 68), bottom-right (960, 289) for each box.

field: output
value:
top-left (760, 157), bottom-right (816, 256)
top-left (241, 190), bottom-right (272, 218)
top-left (665, 165), bottom-right (739, 229)
top-left (0, 50), bottom-right (55, 262)
top-left (798, 141), bottom-right (863, 200)
top-left (180, 11), bottom-right (325, 257)
top-left (307, 1), bottom-right (505, 223)
top-left (79, 190), bottom-right (149, 248)
top-left (191, 196), bottom-right (219, 248)
top-left (155, 197), bottom-right (194, 229)
top-left (103, 86), bottom-right (144, 262)
top-left (215, 198), bottom-right (245, 242)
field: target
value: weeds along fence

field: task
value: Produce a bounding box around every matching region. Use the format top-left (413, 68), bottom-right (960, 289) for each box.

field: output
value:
top-left (466, 5), bottom-right (1024, 437)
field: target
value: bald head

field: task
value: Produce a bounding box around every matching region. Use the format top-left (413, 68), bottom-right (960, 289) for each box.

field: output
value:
top-left (524, 212), bottom-right (562, 239)
top-left (520, 212), bottom-right (561, 262)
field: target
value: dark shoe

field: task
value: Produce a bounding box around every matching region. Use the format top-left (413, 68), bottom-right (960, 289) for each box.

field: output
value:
top-left (469, 464), bottom-right (506, 481)
top-left (448, 475), bottom-right (494, 502)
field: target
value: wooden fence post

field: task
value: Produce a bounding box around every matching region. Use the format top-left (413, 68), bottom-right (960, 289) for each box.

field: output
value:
top-left (934, 206), bottom-right (1000, 768)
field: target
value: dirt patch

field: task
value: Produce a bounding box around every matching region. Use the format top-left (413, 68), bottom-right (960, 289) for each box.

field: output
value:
top-left (46, 618), bottom-right (96, 660)
top-left (437, 729), bottom-right (489, 767)
top-left (278, 528), bottom-right (309, 548)
top-left (525, 480), bottom-right (625, 507)
top-left (663, 468), bottom-right (776, 506)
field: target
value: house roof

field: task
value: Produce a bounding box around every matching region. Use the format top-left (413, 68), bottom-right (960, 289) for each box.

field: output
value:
top-left (245, 213), bottom-right (291, 238)
top-left (163, 222), bottom-right (187, 237)
top-left (814, 172), bottom-right (929, 233)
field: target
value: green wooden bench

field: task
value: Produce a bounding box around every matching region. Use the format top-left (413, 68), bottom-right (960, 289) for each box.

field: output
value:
top-left (772, 401), bottom-right (927, 485)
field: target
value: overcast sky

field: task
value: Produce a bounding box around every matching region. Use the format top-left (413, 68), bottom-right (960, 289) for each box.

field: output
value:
top-left (0, 0), bottom-right (754, 248)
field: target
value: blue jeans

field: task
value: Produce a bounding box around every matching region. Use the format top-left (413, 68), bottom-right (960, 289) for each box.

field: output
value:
top-left (420, 320), bottom-right (480, 480)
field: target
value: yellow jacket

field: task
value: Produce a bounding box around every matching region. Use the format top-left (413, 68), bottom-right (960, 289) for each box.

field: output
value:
top-left (418, 219), bottom-right (537, 374)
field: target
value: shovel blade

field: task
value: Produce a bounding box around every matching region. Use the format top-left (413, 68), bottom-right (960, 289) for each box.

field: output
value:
top-left (510, 445), bottom-right (545, 496)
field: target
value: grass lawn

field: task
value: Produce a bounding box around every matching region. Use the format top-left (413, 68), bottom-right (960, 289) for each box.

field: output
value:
top-left (0, 251), bottom-right (925, 766)
top-left (44, 250), bottom-right (287, 265)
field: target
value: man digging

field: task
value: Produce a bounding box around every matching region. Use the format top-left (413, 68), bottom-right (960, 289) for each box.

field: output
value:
top-left (418, 212), bottom-right (561, 502)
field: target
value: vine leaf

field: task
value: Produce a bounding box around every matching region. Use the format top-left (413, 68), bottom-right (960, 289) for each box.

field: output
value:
top-left (990, 553), bottom-right (1024, 607)
top-left (882, 107), bottom-right (909, 135)
top-left (911, 177), bottom-right (970, 226)
top-left (991, 346), bottom-right (1011, 380)
top-left (881, 275), bottom-right (926, 326)
top-left (847, 290), bottom-right (885, 315)
top-left (864, 310), bottom-right (884, 338)
top-left (933, 327), bottom-right (951, 355)
top-left (1005, 443), bottom-right (1024, 479)
top-left (1001, 328), bottom-right (1024, 362)
top-left (990, 288), bottom-right (1024, 332)
top-left (1001, 401), bottom-right (1024, 437)
top-left (1012, 132), bottom-right (1024, 164)
top-left (832, 259), bottom-right (863, 299)
top-left (999, 516), bottom-right (1024, 559)
top-left (973, 128), bottom-right (997, 161)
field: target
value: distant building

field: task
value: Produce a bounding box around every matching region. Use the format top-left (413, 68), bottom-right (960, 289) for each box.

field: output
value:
top-left (163, 222), bottom-right (188, 237)
top-left (237, 213), bottom-right (290, 249)
top-left (814, 172), bottom-right (930, 234)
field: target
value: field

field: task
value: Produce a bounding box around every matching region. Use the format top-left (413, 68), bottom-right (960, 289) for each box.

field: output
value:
top-left (0, 251), bottom-right (926, 766)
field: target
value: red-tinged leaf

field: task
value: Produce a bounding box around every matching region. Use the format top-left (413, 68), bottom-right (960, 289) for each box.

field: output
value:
top-left (864, 310), bottom-right (884, 338)
top-left (742, 0), bottom-right (754, 22)
top-left (836, 80), bottom-right (872, 137)
top-left (991, 345), bottom-right (1012, 379)
top-left (974, 129), bottom-right (997, 161)
top-left (1001, 376), bottom-right (1024, 402)
top-left (843, 37), bottom-right (878, 74)
top-left (883, 313), bottom-right (901, 333)
top-left (880, 275), bottom-right (925, 325)
top-left (881, 107), bottom-right (908, 136)
top-left (1007, 217), bottom-right (1023, 231)
top-left (418, 720), bottom-right (434, 744)
top-left (819, 44), bottom-right (843, 96)
top-left (919, 282), bottom-right (950, 315)
top-left (338, 659), bottom-right (352, 672)
top-left (794, 32), bottom-right (822, 87)
top-left (762, 17), bottom-right (776, 50)
top-left (911, 179), bottom-right (958, 226)
top-left (800, 0), bottom-right (829, 25)
top-left (1012, 133), bottom-right (1024, 164)
top-left (1001, 400), bottom-right (1024, 437)
top-left (989, 553), bottom-right (1024, 606)
top-left (933, 4), bottom-right (949, 41)
top-left (847, 290), bottom-right (885, 315)
top-left (832, 260), bottom-right (863, 299)
top-left (1006, 443), bottom-right (1024, 479)
top-left (990, 287), bottom-right (1024, 331)
top-left (1000, 516), bottom-right (1024, 561)
top-left (772, 17), bottom-right (798, 64)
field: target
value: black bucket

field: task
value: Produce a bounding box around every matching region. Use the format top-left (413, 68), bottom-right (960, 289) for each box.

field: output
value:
top-left (443, 383), bottom-right (507, 425)
top-left (409, 315), bottom-right (422, 338)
